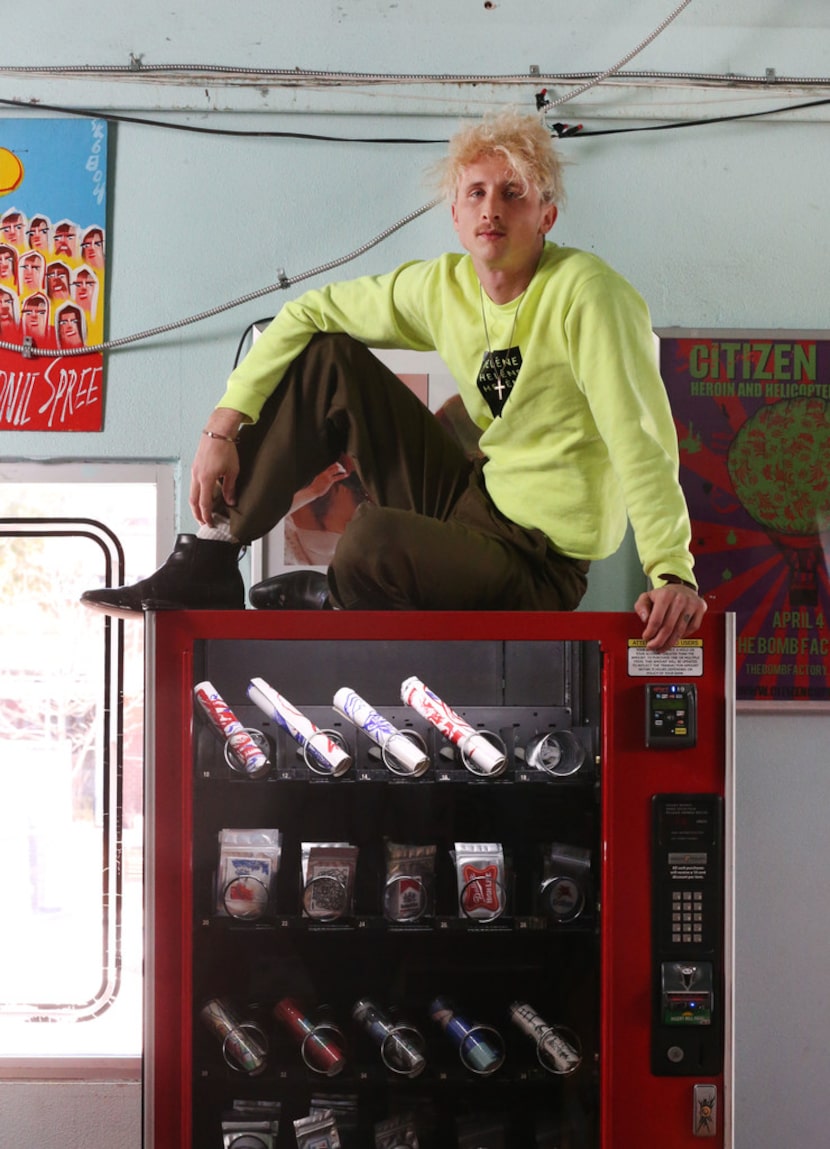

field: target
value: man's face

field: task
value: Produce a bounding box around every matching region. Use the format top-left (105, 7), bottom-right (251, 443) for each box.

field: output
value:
top-left (73, 269), bottom-right (96, 308)
top-left (451, 155), bottom-right (557, 282)
top-left (46, 264), bottom-right (71, 300)
top-left (0, 291), bottom-right (14, 321)
top-left (21, 296), bottom-right (49, 339)
top-left (0, 248), bottom-right (14, 279)
top-left (58, 309), bottom-right (83, 347)
top-left (54, 225), bottom-right (77, 257)
top-left (80, 231), bottom-right (104, 267)
top-left (27, 220), bottom-right (50, 251)
top-left (1, 214), bottom-right (26, 247)
top-left (20, 254), bottom-right (43, 289)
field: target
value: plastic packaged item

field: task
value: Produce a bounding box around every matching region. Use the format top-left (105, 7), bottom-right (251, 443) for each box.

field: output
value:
top-left (216, 828), bottom-right (282, 920)
top-left (452, 842), bottom-right (507, 922)
top-left (221, 1099), bottom-right (281, 1148)
top-left (293, 1109), bottom-right (342, 1149)
top-left (301, 842), bottom-right (359, 921)
top-left (538, 843), bottom-right (592, 924)
top-left (383, 840), bottom-right (436, 923)
top-left (374, 1112), bottom-right (421, 1148)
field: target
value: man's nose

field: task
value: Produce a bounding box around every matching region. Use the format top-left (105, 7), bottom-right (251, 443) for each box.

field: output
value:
top-left (481, 195), bottom-right (500, 219)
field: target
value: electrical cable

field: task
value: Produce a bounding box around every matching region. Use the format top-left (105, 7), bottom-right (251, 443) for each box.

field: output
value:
top-left (2, 84), bottom-right (826, 360)
top-left (0, 98), bottom-right (448, 142)
top-left (1, 0), bottom-right (825, 359)
top-left (2, 63), bottom-right (829, 88)
top-left (231, 319), bottom-right (272, 370)
top-left (2, 0), bottom-right (828, 144)
top-left (567, 94), bottom-right (830, 136)
top-left (1, 88), bottom-right (828, 145)
top-left (540, 0), bottom-right (694, 108)
top-left (2, 90), bottom-right (828, 145)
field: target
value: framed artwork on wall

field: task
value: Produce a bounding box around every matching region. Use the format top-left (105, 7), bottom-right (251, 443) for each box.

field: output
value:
top-left (249, 344), bottom-right (467, 586)
top-left (658, 328), bottom-right (830, 705)
top-left (0, 118), bottom-right (107, 432)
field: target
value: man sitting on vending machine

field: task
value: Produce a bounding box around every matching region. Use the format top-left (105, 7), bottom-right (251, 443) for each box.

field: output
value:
top-left (81, 110), bottom-right (706, 653)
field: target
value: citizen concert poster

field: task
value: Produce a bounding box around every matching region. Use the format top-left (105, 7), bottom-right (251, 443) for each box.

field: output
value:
top-left (0, 118), bottom-right (107, 432)
top-left (250, 345), bottom-right (469, 586)
top-left (659, 329), bottom-right (830, 704)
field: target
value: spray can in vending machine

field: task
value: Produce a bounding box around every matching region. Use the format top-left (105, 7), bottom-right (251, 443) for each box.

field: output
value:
top-left (352, 997), bottom-right (426, 1077)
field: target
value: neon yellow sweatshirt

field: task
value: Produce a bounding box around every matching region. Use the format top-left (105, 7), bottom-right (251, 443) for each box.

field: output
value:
top-left (220, 242), bottom-right (696, 586)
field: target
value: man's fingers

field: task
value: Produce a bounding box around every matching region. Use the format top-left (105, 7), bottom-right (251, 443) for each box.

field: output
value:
top-left (636, 586), bottom-right (707, 652)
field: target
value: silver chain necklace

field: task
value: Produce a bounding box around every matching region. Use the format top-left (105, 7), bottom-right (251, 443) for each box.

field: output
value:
top-left (479, 283), bottom-right (522, 396)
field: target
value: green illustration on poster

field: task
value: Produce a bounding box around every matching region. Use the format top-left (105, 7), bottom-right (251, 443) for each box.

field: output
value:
top-left (659, 330), bottom-right (830, 703)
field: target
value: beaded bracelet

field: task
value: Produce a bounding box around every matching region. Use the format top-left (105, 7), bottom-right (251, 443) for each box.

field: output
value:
top-left (202, 429), bottom-right (241, 445)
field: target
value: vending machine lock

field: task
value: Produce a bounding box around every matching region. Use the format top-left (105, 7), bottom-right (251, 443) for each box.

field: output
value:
top-left (693, 1083), bottom-right (718, 1138)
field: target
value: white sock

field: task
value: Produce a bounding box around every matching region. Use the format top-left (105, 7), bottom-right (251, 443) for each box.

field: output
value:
top-left (197, 518), bottom-right (237, 544)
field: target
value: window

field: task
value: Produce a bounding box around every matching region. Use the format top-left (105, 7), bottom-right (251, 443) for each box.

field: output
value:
top-left (0, 462), bottom-right (172, 1071)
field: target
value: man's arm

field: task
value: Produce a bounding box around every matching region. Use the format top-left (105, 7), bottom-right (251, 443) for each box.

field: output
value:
top-left (219, 263), bottom-right (435, 424)
top-left (564, 271), bottom-right (703, 647)
top-left (189, 407), bottom-right (247, 527)
top-left (191, 262), bottom-right (440, 528)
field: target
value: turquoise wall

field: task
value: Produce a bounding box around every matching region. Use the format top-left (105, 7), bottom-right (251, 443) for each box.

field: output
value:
top-left (2, 12), bottom-right (830, 1143)
top-left (2, 1), bottom-right (828, 610)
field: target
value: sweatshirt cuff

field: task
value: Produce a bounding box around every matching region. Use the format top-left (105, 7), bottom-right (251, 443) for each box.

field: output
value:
top-left (655, 572), bottom-right (698, 592)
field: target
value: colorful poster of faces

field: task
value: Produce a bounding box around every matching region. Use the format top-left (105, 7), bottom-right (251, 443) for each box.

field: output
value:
top-left (0, 118), bottom-right (107, 431)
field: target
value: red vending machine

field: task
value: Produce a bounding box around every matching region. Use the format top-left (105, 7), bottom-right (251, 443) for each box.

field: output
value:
top-left (145, 610), bottom-right (734, 1149)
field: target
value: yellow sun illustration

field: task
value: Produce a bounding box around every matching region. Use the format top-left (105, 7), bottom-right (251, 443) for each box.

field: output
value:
top-left (0, 148), bottom-right (24, 195)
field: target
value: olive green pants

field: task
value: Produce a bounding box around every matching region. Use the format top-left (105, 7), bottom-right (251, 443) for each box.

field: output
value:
top-left (227, 334), bottom-right (588, 611)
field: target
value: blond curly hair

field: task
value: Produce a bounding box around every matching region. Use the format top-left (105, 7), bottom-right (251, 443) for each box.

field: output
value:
top-left (435, 110), bottom-right (567, 207)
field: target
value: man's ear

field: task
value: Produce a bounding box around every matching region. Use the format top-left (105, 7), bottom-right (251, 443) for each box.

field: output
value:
top-left (540, 204), bottom-right (558, 235)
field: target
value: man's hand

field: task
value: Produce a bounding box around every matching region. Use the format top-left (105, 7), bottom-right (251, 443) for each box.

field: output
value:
top-left (634, 584), bottom-right (708, 653)
top-left (189, 410), bottom-right (245, 527)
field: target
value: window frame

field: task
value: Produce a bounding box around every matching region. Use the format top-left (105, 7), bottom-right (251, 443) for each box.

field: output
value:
top-left (0, 460), bottom-right (174, 1080)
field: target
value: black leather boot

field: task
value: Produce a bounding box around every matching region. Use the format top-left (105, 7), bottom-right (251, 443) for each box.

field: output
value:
top-left (80, 534), bottom-right (245, 616)
top-left (248, 569), bottom-right (332, 610)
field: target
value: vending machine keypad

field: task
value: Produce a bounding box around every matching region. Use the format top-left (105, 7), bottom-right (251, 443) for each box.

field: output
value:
top-left (651, 794), bottom-right (724, 1075)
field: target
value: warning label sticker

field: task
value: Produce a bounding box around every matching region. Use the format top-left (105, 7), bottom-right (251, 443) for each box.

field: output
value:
top-left (627, 639), bottom-right (704, 677)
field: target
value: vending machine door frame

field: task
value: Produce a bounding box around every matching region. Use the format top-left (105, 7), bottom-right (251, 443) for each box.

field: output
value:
top-left (143, 609), bottom-right (734, 1149)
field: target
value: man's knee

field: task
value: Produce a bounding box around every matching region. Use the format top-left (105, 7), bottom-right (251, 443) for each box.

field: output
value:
top-left (329, 506), bottom-right (413, 609)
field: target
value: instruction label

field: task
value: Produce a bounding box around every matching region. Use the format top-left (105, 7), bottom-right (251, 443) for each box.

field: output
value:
top-left (627, 639), bottom-right (703, 677)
